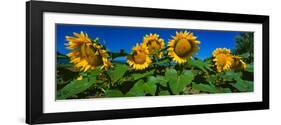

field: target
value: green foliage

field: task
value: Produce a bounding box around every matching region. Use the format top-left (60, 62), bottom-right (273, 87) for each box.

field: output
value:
top-left (57, 56), bottom-right (254, 99)
top-left (187, 59), bottom-right (213, 73)
top-left (159, 90), bottom-right (170, 96)
top-left (57, 52), bottom-right (68, 59)
top-left (126, 80), bottom-right (146, 96)
top-left (233, 32), bottom-right (254, 63)
top-left (245, 63), bottom-right (254, 73)
top-left (131, 70), bottom-right (154, 81)
top-left (144, 76), bottom-right (158, 95)
top-left (234, 33), bottom-right (253, 54)
top-left (105, 89), bottom-right (124, 97)
top-left (107, 64), bottom-right (128, 84)
top-left (57, 78), bottom-right (94, 99)
top-left (192, 83), bottom-right (217, 93)
top-left (165, 69), bottom-right (194, 94)
top-left (87, 67), bottom-right (101, 76)
top-left (230, 79), bottom-right (253, 92)
top-left (155, 75), bottom-right (169, 87)
top-left (219, 71), bottom-right (241, 82)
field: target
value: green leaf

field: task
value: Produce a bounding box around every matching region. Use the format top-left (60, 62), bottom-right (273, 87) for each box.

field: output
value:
top-left (187, 59), bottom-right (212, 73)
top-left (143, 76), bottom-right (157, 95)
top-left (245, 63), bottom-right (253, 72)
top-left (206, 74), bottom-right (218, 84)
top-left (230, 79), bottom-right (253, 92)
top-left (107, 64), bottom-right (128, 84)
top-left (159, 90), bottom-right (170, 96)
top-left (86, 68), bottom-right (101, 82)
top-left (239, 52), bottom-right (250, 59)
top-left (192, 83), bottom-right (217, 93)
top-left (165, 69), bottom-right (178, 81)
top-left (87, 67), bottom-right (101, 76)
top-left (218, 87), bottom-right (232, 93)
top-left (230, 82), bottom-right (247, 91)
top-left (248, 82), bottom-right (254, 92)
top-left (105, 89), bottom-right (124, 97)
top-left (57, 78), bottom-right (93, 99)
top-left (220, 71), bottom-right (241, 82)
top-left (156, 75), bottom-right (169, 87)
top-left (131, 70), bottom-right (154, 81)
top-left (155, 58), bottom-right (170, 65)
top-left (126, 80), bottom-right (145, 96)
top-left (179, 70), bottom-right (194, 86)
top-left (166, 69), bottom-right (194, 94)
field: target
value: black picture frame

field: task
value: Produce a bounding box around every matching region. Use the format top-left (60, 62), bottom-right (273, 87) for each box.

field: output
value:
top-left (26, 1), bottom-right (269, 124)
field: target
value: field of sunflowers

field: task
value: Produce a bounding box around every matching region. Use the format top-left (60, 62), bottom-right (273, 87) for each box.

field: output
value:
top-left (56, 31), bottom-right (254, 100)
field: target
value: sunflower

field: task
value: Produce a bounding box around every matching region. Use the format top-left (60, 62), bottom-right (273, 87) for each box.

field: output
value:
top-left (231, 55), bottom-right (247, 71)
top-left (127, 43), bottom-right (152, 70)
top-left (65, 31), bottom-right (112, 72)
top-left (212, 48), bottom-right (233, 72)
top-left (101, 60), bottom-right (113, 70)
top-left (167, 31), bottom-right (200, 64)
top-left (212, 48), bottom-right (231, 57)
top-left (143, 33), bottom-right (165, 58)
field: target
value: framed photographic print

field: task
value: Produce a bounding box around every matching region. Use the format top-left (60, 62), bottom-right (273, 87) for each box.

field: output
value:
top-left (26, 1), bottom-right (269, 124)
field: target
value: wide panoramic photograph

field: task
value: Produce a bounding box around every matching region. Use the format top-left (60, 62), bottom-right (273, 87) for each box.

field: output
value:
top-left (55, 24), bottom-right (254, 100)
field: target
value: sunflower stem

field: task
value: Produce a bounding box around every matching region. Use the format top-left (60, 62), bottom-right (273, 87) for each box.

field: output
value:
top-left (179, 64), bottom-right (184, 74)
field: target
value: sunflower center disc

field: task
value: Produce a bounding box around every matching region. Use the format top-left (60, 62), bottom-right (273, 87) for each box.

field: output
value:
top-left (88, 53), bottom-right (103, 67)
top-left (133, 52), bottom-right (147, 64)
top-left (216, 54), bottom-right (228, 66)
top-left (148, 41), bottom-right (161, 53)
top-left (174, 39), bottom-right (192, 57)
top-left (231, 58), bottom-right (243, 70)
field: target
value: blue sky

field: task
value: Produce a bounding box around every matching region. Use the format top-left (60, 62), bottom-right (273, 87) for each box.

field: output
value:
top-left (56, 24), bottom-right (244, 60)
